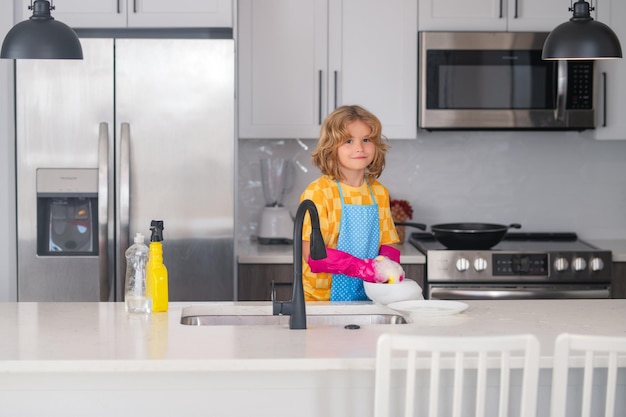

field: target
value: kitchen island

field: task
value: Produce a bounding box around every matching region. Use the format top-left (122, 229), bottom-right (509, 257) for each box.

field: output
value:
top-left (1, 300), bottom-right (625, 416)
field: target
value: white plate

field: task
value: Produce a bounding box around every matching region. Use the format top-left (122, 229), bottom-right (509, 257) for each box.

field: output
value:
top-left (387, 300), bottom-right (469, 317)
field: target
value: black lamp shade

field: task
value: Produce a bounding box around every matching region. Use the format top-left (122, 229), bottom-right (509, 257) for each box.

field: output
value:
top-left (542, 20), bottom-right (623, 60)
top-left (542, 0), bottom-right (622, 60)
top-left (1, 0), bottom-right (83, 59)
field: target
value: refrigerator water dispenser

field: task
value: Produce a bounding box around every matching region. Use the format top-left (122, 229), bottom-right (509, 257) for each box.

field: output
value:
top-left (36, 168), bottom-right (98, 256)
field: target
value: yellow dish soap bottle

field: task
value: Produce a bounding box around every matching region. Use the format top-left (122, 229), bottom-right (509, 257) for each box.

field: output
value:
top-left (147, 220), bottom-right (168, 313)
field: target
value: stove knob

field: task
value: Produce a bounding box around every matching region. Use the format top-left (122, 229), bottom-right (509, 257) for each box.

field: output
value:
top-left (573, 257), bottom-right (587, 272)
top-left (456, 258), bottom-right (470, 272)
top-left (554, 257), bottom-right (569, 272)
top-left (474, 257), bottom-right (488, 272)
top-left (590, 257), bottom-right (605, 272)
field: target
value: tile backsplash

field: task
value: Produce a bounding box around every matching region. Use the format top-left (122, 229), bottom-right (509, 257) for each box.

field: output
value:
top-left (238, 130), bottom-right (626, 241)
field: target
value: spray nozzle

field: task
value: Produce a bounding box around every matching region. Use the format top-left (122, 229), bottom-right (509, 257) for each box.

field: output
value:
top-left (150, 220), bottom-right (164, 242)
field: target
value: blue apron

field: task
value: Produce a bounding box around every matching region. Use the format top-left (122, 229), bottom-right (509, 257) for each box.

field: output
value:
top-left (330, 180), bottom-right (380, 301)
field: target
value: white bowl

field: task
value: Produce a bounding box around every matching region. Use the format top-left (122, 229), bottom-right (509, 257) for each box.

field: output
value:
top-left (363, 278), bottom-right (424, 305)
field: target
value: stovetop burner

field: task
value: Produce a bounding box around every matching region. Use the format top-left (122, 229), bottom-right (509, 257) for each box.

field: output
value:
top-left (409, 232), bottom-right (600, 252)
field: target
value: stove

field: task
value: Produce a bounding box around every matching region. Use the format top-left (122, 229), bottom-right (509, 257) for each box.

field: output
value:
top-left (409, 232), bottom-right (612, 300)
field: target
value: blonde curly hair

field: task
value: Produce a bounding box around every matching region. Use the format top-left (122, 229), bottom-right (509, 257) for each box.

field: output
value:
top-left (311, 105), bottom-right (389, 182)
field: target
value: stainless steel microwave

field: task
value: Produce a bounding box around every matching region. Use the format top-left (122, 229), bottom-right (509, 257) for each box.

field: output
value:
top-left (419, 31), bottom-right (596, 130)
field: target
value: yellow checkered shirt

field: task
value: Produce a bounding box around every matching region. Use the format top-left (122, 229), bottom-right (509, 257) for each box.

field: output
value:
top-left (300, 176), bottom-right (399, 301)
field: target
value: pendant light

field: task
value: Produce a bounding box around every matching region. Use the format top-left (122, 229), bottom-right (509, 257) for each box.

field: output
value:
top-left (542, 0), bottom-right (622, 60)
top-left (1, 0), bottom-right (83, 59)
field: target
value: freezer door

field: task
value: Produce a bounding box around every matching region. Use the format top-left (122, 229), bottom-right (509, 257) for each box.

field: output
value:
top-left (15, 39), bottom-right (115, 301)
top-left (115, 39), bottom-right (235, 301)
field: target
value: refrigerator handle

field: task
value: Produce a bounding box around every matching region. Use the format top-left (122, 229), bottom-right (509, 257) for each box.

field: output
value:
top-left (119, 122), bottom-right (131, 286)
top-left (98, 122), bottom-right (110, 301)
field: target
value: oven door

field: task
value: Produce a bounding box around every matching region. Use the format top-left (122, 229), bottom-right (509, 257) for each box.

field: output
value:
top-left (428, 283), bottom-right (611, 300)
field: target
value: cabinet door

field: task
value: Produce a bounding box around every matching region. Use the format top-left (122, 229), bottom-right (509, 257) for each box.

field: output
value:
top-left (611, 263), bottom-right (626, 299)
top-left (506, 0), bottom-right (573, 31)
top-left (25, 0), bottom-right (127, 28)
top-left (419, 0), bottom-right (579, 32)
top-left (419, 0), bottom-right (506, 31)
top-left (128, 0), bottom-right (232, 28)
top-left (238, 0), bottom-right (328, 139)
top-left (332, 0), bottom-right (417, 139)
top-left (238, 264), bottom-right (293, 301)
top-left (587, 0), bottom-right (626, 140)
top-left (25, 0), bottom-right (232, 28)
top-left (239, 0), bottom-right (416, 140)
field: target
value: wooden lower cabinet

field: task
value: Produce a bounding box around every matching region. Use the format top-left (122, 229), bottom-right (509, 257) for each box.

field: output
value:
top-left (612, 262), bottom-right (626, 299)
top-left (237, 263), bottom-right (425, 301)
top-left (238, 264), bottom-right (293, 301)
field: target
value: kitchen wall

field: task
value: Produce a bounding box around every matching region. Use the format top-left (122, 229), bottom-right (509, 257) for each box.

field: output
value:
top-left (238, 130), bottom-right (626, 243)
top-left (0, 2), bottom-right (16, 301)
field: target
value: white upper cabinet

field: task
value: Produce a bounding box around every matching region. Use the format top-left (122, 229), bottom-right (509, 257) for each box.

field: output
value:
top-left (418, 0), bottom-right (579, 32)
top-left (24, 0), bottom-right (233, 28)
top-left (586, 0), bottom-right (626, 140)
top-left (238, 0), bottom-right (417, 139)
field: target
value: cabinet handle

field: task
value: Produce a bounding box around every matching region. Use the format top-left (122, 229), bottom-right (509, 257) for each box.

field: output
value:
top-left (318, 70), bottom-right (323, 125)
top-left (602, 71), bottom-right (607, 127)
top-left (514, 0), bottom-right (519, 18)
top-left (333, 70), bottom-right (338, 110)
top-left (499, 0), bottom-right (503, 18)
top-left (133, 0), bottom-right (137, 13)
top-left (117, 0), bottom-right (120, 13)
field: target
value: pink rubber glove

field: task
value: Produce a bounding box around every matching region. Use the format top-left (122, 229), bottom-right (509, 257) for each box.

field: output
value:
top-left (308, 248), bottom-right (405, 283)
top-left (308, 248), bottom-right (378, 283)
top-left (378, 245), bottom-right (401, 263)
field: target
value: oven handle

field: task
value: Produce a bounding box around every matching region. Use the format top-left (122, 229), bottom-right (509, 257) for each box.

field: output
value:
top-left (428, 285), bottom-right (610, 300)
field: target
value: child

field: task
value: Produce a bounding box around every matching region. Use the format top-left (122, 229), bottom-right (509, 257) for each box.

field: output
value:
top-left (300, 105), bottom-right (401, 301)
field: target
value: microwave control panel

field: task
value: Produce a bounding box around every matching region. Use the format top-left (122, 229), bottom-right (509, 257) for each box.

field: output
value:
top-left (566, 61), bottom-right (593, 109)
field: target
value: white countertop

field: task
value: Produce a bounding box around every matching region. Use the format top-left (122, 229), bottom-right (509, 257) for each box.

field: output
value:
top-left (238, 240), bottom-right (426, 264)
top-left (238, 239), bottom-right (626, 263)
top-left (588, 239), bottom-right (626, 262)
top-left (2, 299), bottom-right (626, 373)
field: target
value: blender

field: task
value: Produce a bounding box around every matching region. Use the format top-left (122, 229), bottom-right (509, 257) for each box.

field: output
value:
top-left (258, 158), bottom-right (294, 244)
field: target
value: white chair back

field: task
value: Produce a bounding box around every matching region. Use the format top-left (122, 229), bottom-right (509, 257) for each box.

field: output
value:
top-left (374, 333), bottom-right (540, 417)
top-left (550, 333), bottom-right (626, 417)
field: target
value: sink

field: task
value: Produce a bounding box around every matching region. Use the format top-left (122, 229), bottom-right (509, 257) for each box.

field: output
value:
top-left (180, 313), bottom-right (407, 326)
top-left (179, 303), bottom-right (409, 326)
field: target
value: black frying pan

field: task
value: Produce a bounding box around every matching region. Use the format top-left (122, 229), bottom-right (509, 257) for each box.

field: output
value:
top-left (395, 222), bottom-right (522, 250)
top-left (431, 223), bottom-right (522, 249)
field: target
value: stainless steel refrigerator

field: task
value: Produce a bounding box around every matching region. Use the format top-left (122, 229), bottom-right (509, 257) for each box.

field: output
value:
top-left (15, 37), bottom-right (235, 302)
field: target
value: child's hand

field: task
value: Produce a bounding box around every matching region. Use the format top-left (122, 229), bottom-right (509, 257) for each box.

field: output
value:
top-left (372, 256), bottom-right (405, 284)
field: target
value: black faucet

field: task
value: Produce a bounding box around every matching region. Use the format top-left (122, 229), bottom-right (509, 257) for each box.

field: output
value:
top-left (272, 199), bottom-right (327, 329)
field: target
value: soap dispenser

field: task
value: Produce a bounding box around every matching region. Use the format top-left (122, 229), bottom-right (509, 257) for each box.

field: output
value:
top-left (124, 232), bottom-right (150, 314)
top-left (147, 220), bottom-right (169, 313)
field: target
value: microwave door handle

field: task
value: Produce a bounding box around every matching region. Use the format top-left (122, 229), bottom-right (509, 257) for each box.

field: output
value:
top-left (555, 61), bottom-right (567, 122)
top-left (98, 122), bottom-right (110, 301)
